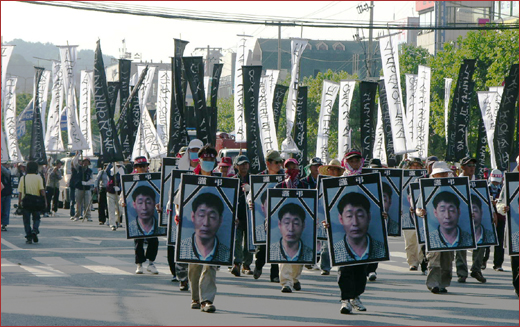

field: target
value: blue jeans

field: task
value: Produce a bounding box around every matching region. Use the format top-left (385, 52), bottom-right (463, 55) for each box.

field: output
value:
top-left (69, 187), bottom-right (76, 217)
top-left (22, 209), bottom-right (41, 239)
top-left (1, 196), bottom-right (11, 226)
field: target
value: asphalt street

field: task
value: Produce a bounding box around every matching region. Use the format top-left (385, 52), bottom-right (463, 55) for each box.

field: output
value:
top-left (1, 205), bottom-right (519, 326)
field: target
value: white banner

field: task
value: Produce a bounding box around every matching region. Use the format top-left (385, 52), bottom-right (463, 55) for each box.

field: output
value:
top-left (405, 74), bottom-right (417, 149)
top-left (3, 77), bottom-right (23, 162)
top-left (338, 80), bottom-right (356, 159)
top-left (265, 69), bottom-right (279, 151)
top-left (1, 45), bottom-right (14, 108)
top-left (58, 45), bottom-right (78, 97)
top-left (38, 70), bottom-right (51, 136)
top-left (444, 78), bottom-right (453, 144)
top-left (478, 91), bottom-right (499, 169)
top-left (156, 69), bottom-right (172, 151)
top-left (131, 108), bottom-right (165, 160)
top-left (316, 80), bottom-right (340, 163)
top-left (282, 38), bottom-right (309, 152)
top-left (66, 88), bottom-right (89, 151)
top-left (137, 65), bottom-right (156, 112)
top-left (233, 35), bottom-right (255, 143)
top-left (379, 35), bottom-right (411, 155)
top-left (373, 102), bottom-right (387, 165)
top-left (257, 74), bottom-right (279, 156)
top-left (1, 130), bottom-right (8, 163)
top-left (79, 71), bottom-right (94, 156)
top-left (45, 61), bottom-right (65, 153)
top-left (410, 65), bottom-right (431, 159)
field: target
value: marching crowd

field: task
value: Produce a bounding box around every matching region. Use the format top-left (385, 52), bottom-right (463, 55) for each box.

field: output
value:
top-left (1, 140), bottom-right (518, 315)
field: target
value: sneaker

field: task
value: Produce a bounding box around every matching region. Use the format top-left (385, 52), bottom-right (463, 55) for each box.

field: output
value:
top-left (87, 218), bottom-right (93, 222)
top-left (409, 266), bottom-right (418, 271)
top-left (171, 276), bottom-right (179, 282)
top-left (470, 271), bottom-right (486, 283)
top-left (1, 225), bottom-right (7, 231)
top-left (368, 272), bottom-right (377, 281)
top-left (147, 262), bottom-right (159, 274)
top-left (231, 264), bottom-right (241, 277)
top-left (73, 217), bottom-right (80, 221)
top-left (494, 266), bottom-right (504, 272)
top-left (457, 276), bottom-right (467, 283)
top-left (191, 300), bottom-right (200, 309)
top-left (271, 277), bottom-right (280, 283)
top-left (180, 280), bottom-right (189, 291)
top-left (135, 264), bottom-right (143, 274)
top-left (201, 301), bottom-right (216, 313)
top-left (281, 286), bottom-right (292, 293)
top-left (293, 282), bottom-right (301, 291)
top-left (111, 226), bottom-right (117, 231)
top-left (253, 267), bottom-right (262, 279)
top-left (430, 286), bottom-right (440, 294)
top-left (70, 217), bottom-right (75, 220)
top-left (350, 297), bottom-right (366, 311)
top-left (321, 270), bottom-right (330, 276)
top-left (340, 300), bottom-right (352, 314)
top-left (242, 265), bottom-right (253, 275)
top-left (32, 233), bottom-right (38, 243)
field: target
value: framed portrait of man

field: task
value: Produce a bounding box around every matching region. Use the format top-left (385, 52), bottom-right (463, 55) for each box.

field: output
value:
top-left (247, 209), bottom-right (256, 253)
top-left (420, 176), bottom-right (476, 252)
top-left (175, 174), bottom-right (239, 266)
top-left (266, 188), bottom-right (317, 264)
top-left (362, 168), bottom-right (403, 237)
top-left (409, 182), bottom-right (425, 244)
top-left (470, 180), bottom-right (498, 247)
top-left (323, 173), bottom-right (389, 267)
top-left (166, 170), bottom-right (193, 245)
top-left (505, 172), bottom-right (519, 256)
top-left (122, 173), bottom-right (167, 239)
top-left (317, 175), bottom-right (330, 240)
top-left (401, 169), bottom-right (427, 230)
top-left (159, 158), bottom-right (179, 227)
top-left (249, 174), bottom-right (284, 245)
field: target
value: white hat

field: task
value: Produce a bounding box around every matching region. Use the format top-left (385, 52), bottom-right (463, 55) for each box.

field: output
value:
top-left (489, 169), bottom-right (503, 183)
top-left (431, 161), bottom-right (452, 176)
top-left (188, 139), bottom-right (204, 150)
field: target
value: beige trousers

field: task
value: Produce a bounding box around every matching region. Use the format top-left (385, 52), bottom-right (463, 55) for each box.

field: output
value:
top-left (279, 264), bottom-right (303, 288)
top-left (188, 264), bottom-right (217, 303)
top-left (404, 229), bottom-right (423, 267)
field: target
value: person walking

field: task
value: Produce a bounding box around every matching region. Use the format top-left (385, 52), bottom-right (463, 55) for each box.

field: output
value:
top-left (94, 163), bottom-right (110, 226)
top-left (18, 161), bottom-right (47, 244)
top-left (1, 164), bottom-right (13, 231)
top-left (72, 152), bottom-right (95, 222)
top-left (44, 160), bottom-right (62, 217)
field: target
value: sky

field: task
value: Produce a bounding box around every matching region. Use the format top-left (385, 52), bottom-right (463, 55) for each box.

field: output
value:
top-left (1, 1), bottom-right (418, 62)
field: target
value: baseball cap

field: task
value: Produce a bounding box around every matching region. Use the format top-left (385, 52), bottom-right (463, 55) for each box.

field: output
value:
top-left (309, 157), bottom-right (323, 166)
top-left (188, 139), bottom-right (204, 150)
top-left (134, 156), bottom-right (149, 166)
top-left (460, 157), bottom-right (477, 166)
top-left (431, 161), bottom-right (452, 176)
top-left (284, 158), bottom-right (299, 168)
top-left (265, 150), bottom-right (283, 162)
top-left (345, 149), bottom-right (362, 160)
top-left (234, 155), bottom-right (249, 165)
top-left (218, 157), bottom-right (233, 167)
top-left (426, 155), bottom-right (439, 167)
top-left (489, 169), bottom-right (503, 182)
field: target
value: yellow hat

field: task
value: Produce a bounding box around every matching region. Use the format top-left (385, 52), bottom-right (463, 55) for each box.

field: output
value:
top-left (318, 159), bottom-right (345, 176)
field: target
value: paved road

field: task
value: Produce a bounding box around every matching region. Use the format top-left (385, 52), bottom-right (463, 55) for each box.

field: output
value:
top-left (1, 206), bottom-right (518, 326)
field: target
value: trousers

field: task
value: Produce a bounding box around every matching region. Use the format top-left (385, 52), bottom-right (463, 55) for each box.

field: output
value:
top-left (279, 264), bottom-right (303, 288)
top-left (233, 227), bottom-right (253, 266)
top-left (74, 189), bottom-right (91, 219)
top-left (107, 192), bottom-right (123, 227)
top-left (188, 264), bottom-right (217, 303)
top-left (134, 237), bottom-right (159, 264)
top-left (337, 264), bottom-right (368, 300)
top-left (167, 245), bottom-right (188, 282)
top-left (456, 248), bottom-right (486, 277)
top-left (426, 251), bottom-right (454, 289)
top-left (404, 229), bottom-right (423, 267)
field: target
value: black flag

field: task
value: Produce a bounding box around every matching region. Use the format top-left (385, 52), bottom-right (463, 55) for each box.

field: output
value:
top-left (93, 40), bottom-right (124, 163)
top-left (183, 57), bottom-right (211, 145)
top-left (494, 64), bottom-right (519, 171)
top-left (359, 81), bottom-right (378, 160)
top-left (107, 81), bottom-right (120, 118)
top-left (294, 86), bottom-right (308, 173)
top-left (243, 66), bottom-right (265, 174)
top-left (29, 67), bottom-right (47, 165)
top-left (475, 116), bottom-right (487, 179)
top-left (209, 63), bottom-right (224, 142)
top-left (378, 80), bottom-right (397, 167)
top-left (272, 84), bottom-right (288, 133)
top-left (118, 59), bottom-right (132, 158)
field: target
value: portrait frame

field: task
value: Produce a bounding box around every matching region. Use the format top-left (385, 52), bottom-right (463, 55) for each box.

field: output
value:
top-left (317, 175), bottom-right (331, 240)
top-left (266, 188), bottom-right (317, 264)
top-left (249, 174), bottom-right (285, 245)
top-left (121, 173), bottom-right (167, 239)
top-left (247, 208), bottom-right (256, 253)
top-left (409, 182), bottom-right (425, 244)
top-left (401, 169), bottom-right (427, 230)
top-left (420, 176), bottom-right (476, 252)
top-left (362, 168), bottom-right (403, 236)
top-left (470, 180), bottom-right (498, 247)
top-left (505, 172), bottom-right (519, 256)
top-left (175, 174), bottom-right (239, 266)
top-left (323, 173), bottom-right (389, 267)
top-left (159, 157), bottom-right (179, 227)
top-left (166, 170), bottom-right (194, 245)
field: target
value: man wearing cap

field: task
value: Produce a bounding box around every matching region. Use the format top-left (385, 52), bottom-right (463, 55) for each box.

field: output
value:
top-left (216, 157), bottom-right (234, 177)
top-left (230, 154), bottom-right (254, 277)
top-left (44, 160), bottom-right (63, 217)
top-left (261, 150), bottom-right (285, 175)
top-left (72, 151), bottom-right (95, 221)
top-left (425, 156), bottom-right (439, 177)
top-left (455, 156), bottom-right (486, 283)
top-left (301, 157), bottom-right (322, 189)
top-left (488, 169), bottom-right (506, 271)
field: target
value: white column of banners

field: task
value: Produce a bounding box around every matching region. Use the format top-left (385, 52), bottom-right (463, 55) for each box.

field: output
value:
top-left (316, 80), bottom-right (340, 163)
top-left (338, 80), bottom-right (356, 160)
top-left (233, 35), bottom-right (255, 143)
top-left (45, 61), bottom-right (65, 153)
top-left (373, 102), bottom-right (387, 165)
top-left (410, 65), bottom-right (431, 159)
top-left (4, 77), bottom-right (23, 162)
top-left (156, 69), bottom-right (172, 151)
top-left (405, 74), bottom-right (417, 149)
top-left (477, 91), bottom-right (499, 169)
top-left (444, 78), bottom-right (453, 144)
top-left (79, 71), bottom-right (94, 156)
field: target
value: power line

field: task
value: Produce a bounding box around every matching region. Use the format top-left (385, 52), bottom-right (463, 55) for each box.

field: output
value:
top-left (22, 1), bottom-right (519, 30)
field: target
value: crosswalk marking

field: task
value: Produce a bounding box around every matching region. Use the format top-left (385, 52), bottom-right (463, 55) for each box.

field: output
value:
top-left (19, 265), bottom-right (69, 277)
top-left (33, 257), bottom-right (76, 266)
top-left (1, 238), bottom-right (22, 250)
top-left (86, 256), bottom-right (133, 266)
top-left (82, 265), bottom-right (133, 275)
top-left (1, 259), bottom-right (17, 267)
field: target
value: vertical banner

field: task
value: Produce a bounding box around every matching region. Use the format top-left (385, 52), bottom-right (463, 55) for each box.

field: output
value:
top-left (183, 57), bottom-right (211, 145)
top-left (272, 84), bottom-right (288, 133)
top-left (2, 45), bottom-right (15, 105)
top-left (233, 35), bottom-right (255, 143)
top-left (494, 64), bottom-right (519, 171)
top-left (132, 108), bottom-right (165, 160)
top-left (338, 80), bottom-right (356, 159)
top-left (242, 66), bottom-right (265, 174)
top-left (282, 38), bottom-right (309, 152)
top-left (45, 61), bottom-right (65, 153)
top-left (372, 103), bottom-right (387, 165)
top-left (446, 59), bottom-right (476, 162)
top-left (379, 35), bottom-right (411, 155)
top-left (79, 71), bottom-right (94, 156)
top-left (119, 59), bottom-right (132, 158)
top-left (30, 67), bottom-right (47, 165)
top-left (3, 77), bottom-right (23, 162)
top-left (1, 130), bottom-right (8, 163)
top-left (405, 74), bottom-right (417, 148)
top-left (107, 81), bottom-right (120, 118)
top-left (258, 74), bottom-right (279, 156)
top-left (209, 63), bottom-right (224, 140)
top-left (37, 70), bottom-right (51, 136)
top-left (93, 40), bottom-right (124, 163)
top-left (294, 86), bottom-right (308, 172)
top-left (359, 81), bottom-right (378, 160)
top-left (411, 65), bottom-right (431, 159)
top-left (156, 69), bottom-right (172, 150)
top-left (478, 91), bottom-right (499, 169)
top-left (475, 117), bottom-right (487, 179)
top-left (444, 78), bottom-right (453, 144)
top-left (316, 80), bottom-right (340, 163)
top-left (378, 80), bottom-right (397, 167)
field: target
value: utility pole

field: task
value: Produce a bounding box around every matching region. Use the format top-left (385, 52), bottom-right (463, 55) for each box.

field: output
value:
top-left (277, 22), bottom-right (281, 70)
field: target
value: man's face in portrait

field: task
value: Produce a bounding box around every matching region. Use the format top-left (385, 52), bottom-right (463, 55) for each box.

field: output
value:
top-left (338, 204), bottom-right (370, 243)
top-left (434, 200), bottom-right (460, 233)
top-left (383, 192), bottom-right (392, 213)
top-left (133, 194), bottom-right (155, 221)
top-left (191, 203), bottom-right (222, 242)
top-left (472, 203), bottom-right (482, 230)
top-left (278, 212), bottom-right (305, 245)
